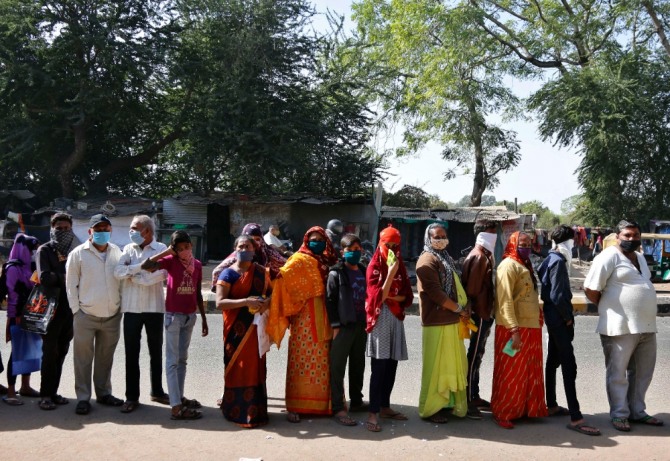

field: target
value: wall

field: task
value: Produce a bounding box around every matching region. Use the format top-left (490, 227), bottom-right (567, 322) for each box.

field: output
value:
top-left (289, 203), bottom-right (378, 249)
top-left (73, 215), bottom-right (135, 249)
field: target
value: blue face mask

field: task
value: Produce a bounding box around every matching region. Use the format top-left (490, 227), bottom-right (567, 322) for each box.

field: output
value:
top-left (343, 250), bottom-right (361, 265)
top-left (308, 240), bottom-right (326, 254)
top-left (237, 250), bottom-right (255, 262)
top-left (129, 230), bottom-right (145, 246)
top-left (92, 231), bottom-right (111, 246)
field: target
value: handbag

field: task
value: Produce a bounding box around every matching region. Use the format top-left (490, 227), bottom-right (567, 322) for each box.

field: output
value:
top-left (9, 324), bottom-right (43, 375)
top-left (21, 284), bottom-right (59, 335)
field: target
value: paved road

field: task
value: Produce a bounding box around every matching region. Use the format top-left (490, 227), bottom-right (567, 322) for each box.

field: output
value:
top-left (0, 312), bottom-right (668, 460)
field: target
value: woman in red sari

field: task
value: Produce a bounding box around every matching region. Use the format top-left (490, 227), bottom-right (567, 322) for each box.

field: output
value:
top-left (266, 226), bottom-right (338, 423)
top-left (491, 231), bottom-right (548, 428)
top-left (216, 235), bottom-right (272, 428)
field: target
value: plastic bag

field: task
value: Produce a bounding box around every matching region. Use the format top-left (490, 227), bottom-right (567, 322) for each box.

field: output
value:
top-left (10, 324), bottom-right (43, 375)
top-left (21, 284), bottom-right (59, 335)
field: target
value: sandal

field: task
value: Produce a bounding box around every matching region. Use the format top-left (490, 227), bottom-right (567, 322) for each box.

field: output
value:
top-left (380, 410), bottom-right (408, 421)
top-left (611, 417), bottom-right (631, 432)
top-left (52, 395), bottom-right (69, 405)
top-left (493, 416), bottom-right (514, 429)
top-left (286, 412), bottom-right (301, 423)
top-left (171, 405), bottom-right (202, 420)
top-left (97, 394), bottom-right (123, 406)
top-left (567, 422), bottom-right (601, 436)
top-left (39, 399), bottom-right (57, 411)
top-left (150, 394), bottom-right (170, 405)
top-left (75, 401), bottom-right (91, 415)
top-left (548, 406), bottom-right (570, 417)
top-left (366, 420), bottom-right (382, 432)
top-left (2, 396), bottom-right (24, 406)
top-left (631, 415), bottom-right (664, 426)
top-left (333, 413), bottom-right (357, 426)
top-left (429, 413), bottom-right (449, 424)
top-left (120, 400), bottom-right (140, 413)
top-left (181, 397), bottom-right (202, 409)
top-left (18, 387), bottom-right (40, 398)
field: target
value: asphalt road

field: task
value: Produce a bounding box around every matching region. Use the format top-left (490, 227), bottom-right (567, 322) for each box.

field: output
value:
top-left (0, 312), bottom-right (668, 461)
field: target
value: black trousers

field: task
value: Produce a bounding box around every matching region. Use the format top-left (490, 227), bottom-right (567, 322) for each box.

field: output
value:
top-left (123, 312), bottom-right (165, 402)
top-left (329, 321), bottom-right (367, 413)
top-left (39, 307), bottom-right (73, 398)
top-left (466, 313), bottom-right (494, 402)
top-left (545, 322), bottom-right (583, 421)
top-left (369, 358), bottom-right (398, 414)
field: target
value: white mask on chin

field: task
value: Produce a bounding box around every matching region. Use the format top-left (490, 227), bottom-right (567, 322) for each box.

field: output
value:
top-left (476, 232), bottom-right (497, 253)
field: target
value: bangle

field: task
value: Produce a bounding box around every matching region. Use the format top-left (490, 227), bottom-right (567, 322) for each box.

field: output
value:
top-left (509, 327), bottom-right (519, 334)
top-left (454, 304), bottom-right (464, 313)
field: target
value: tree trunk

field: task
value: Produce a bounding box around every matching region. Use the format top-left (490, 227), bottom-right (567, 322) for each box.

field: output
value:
top-left (58, 121), bottom-right (87, 198)
top-left (642, 0), bottom-right (670, 58)
top-left (467, 99), bottom-right (486, 207)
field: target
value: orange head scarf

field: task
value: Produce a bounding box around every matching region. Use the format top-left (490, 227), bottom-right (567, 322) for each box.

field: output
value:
top-left (378, 224), bottom-right (401, 259)
top-left (298, 226), bottom-right (338, 281)
top-left (503, 231), bottom-right (537, 291)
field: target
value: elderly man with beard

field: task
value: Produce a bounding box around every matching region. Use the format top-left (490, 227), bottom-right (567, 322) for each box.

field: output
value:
top-left (36, 213), bottom-right (77, 410)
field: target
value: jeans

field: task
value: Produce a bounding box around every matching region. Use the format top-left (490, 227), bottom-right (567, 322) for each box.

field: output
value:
top-left (600, 333), bottom-right (657, 419)
top-left (124, 312), bottom-right (165, 402)
top-left (466, 314), bottom-right (494, 402)
top-left (165, 313), bottom-right (196, 407)
top-left (72, 310), bottom-right (122, 401)
top-left (329, 321), bottom-right (367, 413)
top-left (546, 322), bottom-right (582, 421)
top-left (369, 358), bottom-right (398, 414)
top-left (40, 307), bottom-right (73, 398)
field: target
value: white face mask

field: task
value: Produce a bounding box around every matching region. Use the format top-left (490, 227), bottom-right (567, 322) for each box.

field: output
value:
top-left (431, 238), bottom-right (449, 251)
top-left (476, 232), bottom-right (497, 253)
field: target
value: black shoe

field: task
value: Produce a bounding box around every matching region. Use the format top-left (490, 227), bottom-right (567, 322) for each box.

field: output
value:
top-left (150, 393), bottom-right (171, 405)
top-left (349, 401), bottom-right (370, 412)
top-left (470, 397), bottom-right (491, 412)
top-left (467, 405), bottom-right (483, 420)
top-left (75, 400), bottom-right (91, 415)
top-left (97, 394), bottom-right (124, 406)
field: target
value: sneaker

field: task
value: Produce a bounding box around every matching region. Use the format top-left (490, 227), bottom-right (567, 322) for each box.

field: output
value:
top-left (470, 397), bottom-right (491, 412)
top-left (467, 405), bottom-right (483, 420)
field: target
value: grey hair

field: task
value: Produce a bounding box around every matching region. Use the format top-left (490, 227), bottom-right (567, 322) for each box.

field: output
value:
top-left (132, 215), bottom-right (155, 234)
top-left (616, 219), bottom-right (641, 234)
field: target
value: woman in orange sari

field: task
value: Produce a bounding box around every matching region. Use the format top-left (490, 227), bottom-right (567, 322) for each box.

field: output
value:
top-left (267, 226), bottom-right (338, 423)
top-left (216, 235), bottom-right (271, 428)
top-left (491, 231), bottom-right (548, 429)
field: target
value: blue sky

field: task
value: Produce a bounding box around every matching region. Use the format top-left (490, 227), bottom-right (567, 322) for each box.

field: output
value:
top-left (310, 0), bottom-right (581, 213)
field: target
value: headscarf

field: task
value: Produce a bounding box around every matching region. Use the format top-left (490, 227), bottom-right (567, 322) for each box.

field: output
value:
top-left (211, 223), bottom-right (287, 289)
top-left (365, 225), bottom-right (413, 332)
top-left (8, 233), bottom-right (38, 280)
top-left (298, 226), bottom-right (338, 282)
top-left (420, 223), bottom-right (458, 299)
top-left (50, 228), bottom-right (76, 257)
top-left (6, 233), bottom-right (38, 319)
top-left (502, 231), bottom-right (537, 291)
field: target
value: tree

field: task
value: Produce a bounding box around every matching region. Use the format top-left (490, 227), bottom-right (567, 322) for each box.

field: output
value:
top-left (383, 185), bottom-right (432, 208)
top-left (352, 0), bottom-right (522, 207)
top-left (529, 52), bottom-right (670, 225)
top-left (0, 0), bottom-right (383, 198)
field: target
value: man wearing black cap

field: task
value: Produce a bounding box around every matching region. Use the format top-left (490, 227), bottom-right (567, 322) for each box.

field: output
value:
top-left (65, 214), bottom-right (123, 415)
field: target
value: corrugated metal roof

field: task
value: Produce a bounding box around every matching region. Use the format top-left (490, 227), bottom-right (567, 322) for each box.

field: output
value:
top-left (380, 206), bottom-right (520, 222)
top-left (34, 195), bottom-right (157, 219)
top-left (0, 190), bottom-right (36, 200)
top-left (162, 199), bottom-right (207, 226)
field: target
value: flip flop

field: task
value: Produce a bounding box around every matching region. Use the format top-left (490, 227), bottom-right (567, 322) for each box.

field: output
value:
top-left (18, 388), bottom-right (40, 398)
top-left (39, 399), bottom-right (57, 411)
top-left (567, 422), bottom-right (601, 436)
top-left (2, 396), bottom-right (24, 406)
top-left (611, 417), bottom-right (631, 432)
top-left (380, 411), bottom-right (408, 420)
top-left (631, 415), bottom-right (664, 426)
top-left (366, 421), bottom-right (382, 432)
top-left (333, 414), bottom-right (357, 426)
top-left (549, 406), bottom-right (570, 417)
top-left (429, 413), bottom-right (449, 424)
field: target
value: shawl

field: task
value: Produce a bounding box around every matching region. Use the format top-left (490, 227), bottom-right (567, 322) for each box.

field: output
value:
top-left (8, 233), bottom-right (39, 283)
top-left (266, 252), bottom-right (330, 347)
top-left (420, 223), bottom-right (458, 300)
top-left (365, 243), bottom-right (413, 332)
top-left (502, 231), bottom-right (537, 291)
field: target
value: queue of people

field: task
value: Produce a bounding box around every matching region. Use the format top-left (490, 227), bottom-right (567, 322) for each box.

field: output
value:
top-left (0, 214), bottom-right (664, 436)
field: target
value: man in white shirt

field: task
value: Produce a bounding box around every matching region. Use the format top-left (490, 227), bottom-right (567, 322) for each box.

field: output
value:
top-left (66, 214), bottom-right (123, 415)
top-left (264, 224), bottom-right (291, 256)
top-left (114, 215), bottom-right (169, 413)
top-left (584, 219), bottom-right (663, 432)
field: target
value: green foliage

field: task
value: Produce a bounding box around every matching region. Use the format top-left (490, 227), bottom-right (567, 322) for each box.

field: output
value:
top-left (0, 0), bottom-right (382, 198)
top-left (352, 0), bottom-right (522, 206)
top-left (383, 185), bottom-right (432, 208)
top-left (529, 52), bottom-right (670, 226)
